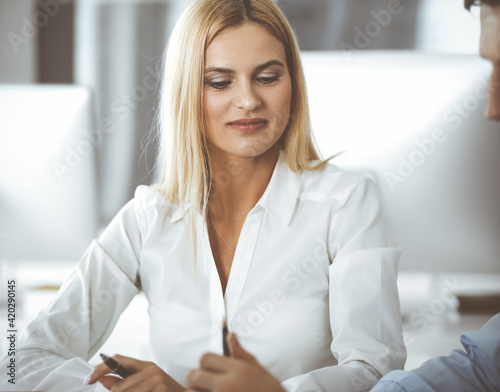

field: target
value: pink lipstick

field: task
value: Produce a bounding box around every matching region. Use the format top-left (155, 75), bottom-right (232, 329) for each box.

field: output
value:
top-left (228, 118), bottom-right (268, 132)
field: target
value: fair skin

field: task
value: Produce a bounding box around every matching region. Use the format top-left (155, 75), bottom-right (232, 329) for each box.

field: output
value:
top-left (186, 333), bottom-right (286, 392)
top-left (86, 356), bottom-right (185, 391)
top-left (203, 22), bottom-right (292, 294)
top-left (86, 22), bottom-right (292, 391)
top-left (479, 3), bottom-right (500, 119)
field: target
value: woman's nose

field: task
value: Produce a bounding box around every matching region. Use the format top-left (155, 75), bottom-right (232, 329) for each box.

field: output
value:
top-left (233, 82), bottom-right (262, 111)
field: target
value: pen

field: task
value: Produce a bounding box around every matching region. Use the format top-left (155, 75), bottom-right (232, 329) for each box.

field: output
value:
top-left (222, 319), bottom-right (230, 357)
top-left (100, 353), bottom-right (131, 378)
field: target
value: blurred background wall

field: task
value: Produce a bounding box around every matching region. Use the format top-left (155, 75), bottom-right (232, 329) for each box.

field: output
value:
top-left (0, 0), bottom-right (481, 225)
top-left (1, 0), bottom-right (491, 273)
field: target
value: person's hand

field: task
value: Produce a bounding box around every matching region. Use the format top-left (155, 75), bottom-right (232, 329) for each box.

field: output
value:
top-left (186, 333), bottom-right (286, 392)
top-left (85, 354), bottom-right (185, 392)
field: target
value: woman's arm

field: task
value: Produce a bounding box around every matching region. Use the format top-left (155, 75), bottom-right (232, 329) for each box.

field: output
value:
top-left (279, 176), bottom-right (405, 391)
top-left (0, 188), bottom-right (148, 391)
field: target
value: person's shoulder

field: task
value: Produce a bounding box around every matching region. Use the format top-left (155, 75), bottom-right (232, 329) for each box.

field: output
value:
top-left (134, 184), bottom-right (169, 207)
top-left (132, 185), bottom-right (179, 222)
top-left (301, 160), bottom-right (378, 203)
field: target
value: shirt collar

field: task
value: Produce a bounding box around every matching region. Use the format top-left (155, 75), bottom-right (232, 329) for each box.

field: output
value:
top-left (170, 150), bottom-right (302, 226)
top-left (170, 203), bottom-right (186, 223)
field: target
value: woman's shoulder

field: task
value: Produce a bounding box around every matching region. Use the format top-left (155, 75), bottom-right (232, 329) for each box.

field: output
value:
top-left (301, 160), bottom-right (379, 204)
top-left (97, 186), bottom-right (179, 247)
top-left (131, 185), bottom-right (180, 221)
top-left (134, 184), bottom-right (169, 206)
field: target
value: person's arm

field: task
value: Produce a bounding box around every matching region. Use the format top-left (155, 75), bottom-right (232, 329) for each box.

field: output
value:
top-left (371, 313), bottom-right (500, 392)
top-left (278, 176), bottom-right (406, 392)
top-left (0, 186), bottom-right (150, 391)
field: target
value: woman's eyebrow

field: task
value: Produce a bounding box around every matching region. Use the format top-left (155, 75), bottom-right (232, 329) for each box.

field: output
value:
top-left (204, 60), bottom-right (285, 74)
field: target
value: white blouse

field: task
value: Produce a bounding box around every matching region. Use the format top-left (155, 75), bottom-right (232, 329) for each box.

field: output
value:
top-left (2, 152), bottom-right (406, 392)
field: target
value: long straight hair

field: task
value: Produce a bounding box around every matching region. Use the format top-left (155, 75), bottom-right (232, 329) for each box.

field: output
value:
top-left (154, 0), bottom-right (328, 261)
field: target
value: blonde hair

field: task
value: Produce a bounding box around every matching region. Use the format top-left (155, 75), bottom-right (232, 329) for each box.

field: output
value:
top-left (155, 0), bottom-right (327, 261)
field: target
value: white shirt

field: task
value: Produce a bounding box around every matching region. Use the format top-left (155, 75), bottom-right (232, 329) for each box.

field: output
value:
top-left (1, 151), bottom-right (406, 392)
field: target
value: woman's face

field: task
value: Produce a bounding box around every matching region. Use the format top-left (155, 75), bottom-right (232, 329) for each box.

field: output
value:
top-left (203, 22), bottom-right (292, 159)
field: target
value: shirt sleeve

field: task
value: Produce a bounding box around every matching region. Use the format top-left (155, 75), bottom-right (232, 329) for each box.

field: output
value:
top-left (371, 313), bottom-right (500, 392)
top-left (282, 175), bottom-right (406, 392)
top-left (0, 189), bottom-right (147, 391)
top-left (369, 370), bottom-right (435, 392)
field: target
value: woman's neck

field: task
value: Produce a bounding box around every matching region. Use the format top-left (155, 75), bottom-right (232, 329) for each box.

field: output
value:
top-left (207, 145), bottom-right (279, 222)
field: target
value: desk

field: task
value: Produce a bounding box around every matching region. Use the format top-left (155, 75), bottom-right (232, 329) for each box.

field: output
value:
top-left (398, 272), bottom-right (500, 369)
top-left (1, 261), bottom-right (498, 370)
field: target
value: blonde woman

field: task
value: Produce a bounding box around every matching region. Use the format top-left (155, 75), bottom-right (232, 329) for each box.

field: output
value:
top-left (1, 1), bottom-right (405, 391)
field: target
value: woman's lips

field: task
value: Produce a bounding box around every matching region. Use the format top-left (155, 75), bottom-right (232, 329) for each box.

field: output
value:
top-left (228, 118), bottom-right (269, 132)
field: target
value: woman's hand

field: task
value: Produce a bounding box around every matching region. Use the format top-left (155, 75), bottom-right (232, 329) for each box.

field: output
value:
top-left (86, 354), bottom-right (186, 392)
top-left (186, 333), bottom-right (286, 392)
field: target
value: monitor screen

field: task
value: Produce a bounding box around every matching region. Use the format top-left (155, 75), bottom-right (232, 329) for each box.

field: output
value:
top-left (302, 51), bottom-right (500, 273)
top-left (0, 85), bottom-right (99, 262)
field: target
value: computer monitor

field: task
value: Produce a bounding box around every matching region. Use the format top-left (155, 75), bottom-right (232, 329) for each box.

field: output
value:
top-left (0, 85), bottom-right (99, 263)
top-left (301, 51), bottom-right (500, 274)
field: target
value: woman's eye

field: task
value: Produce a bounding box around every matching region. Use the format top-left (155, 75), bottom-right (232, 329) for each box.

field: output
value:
top-left (257, 75), bottom-right (279, 85)
top-left (205, 74), bottom-right (280, 90)
top-left (207, 80), bottom-right (232, 90)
